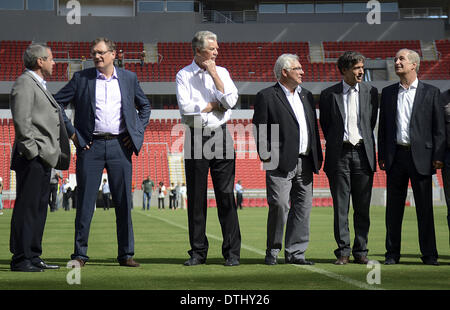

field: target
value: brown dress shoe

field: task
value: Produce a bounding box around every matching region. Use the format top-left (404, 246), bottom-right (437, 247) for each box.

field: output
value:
top-left (68, 258), bottom-right (86, 268)
top-left (354, 256), bottom-right (369, 264)
top-left (334, 256), bottom-right (349, 265)
top-left (119, 258), bottom-right (140, 267)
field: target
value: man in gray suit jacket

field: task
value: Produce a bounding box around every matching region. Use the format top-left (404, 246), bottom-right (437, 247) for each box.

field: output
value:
top-left (9, 43), bottom-right (70, 272)
top-left (319, 51), bottom-right (378, 265)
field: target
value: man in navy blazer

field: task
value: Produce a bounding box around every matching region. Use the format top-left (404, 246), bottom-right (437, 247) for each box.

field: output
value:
top-left (54, 37), bottom-right (151, 267)
top-left (378, 49), bottom-right (444, 266)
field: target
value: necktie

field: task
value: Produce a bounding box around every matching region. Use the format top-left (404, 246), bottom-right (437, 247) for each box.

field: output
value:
top-left (347, 87), bottom-right (359, 145)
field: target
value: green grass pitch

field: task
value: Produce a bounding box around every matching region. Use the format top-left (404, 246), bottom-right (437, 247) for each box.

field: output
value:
top-left (0, 205), bottom-right (449, 291)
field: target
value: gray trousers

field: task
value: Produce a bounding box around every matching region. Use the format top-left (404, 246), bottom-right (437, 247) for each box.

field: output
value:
top-left (265, 156), bottom-right (313, 261)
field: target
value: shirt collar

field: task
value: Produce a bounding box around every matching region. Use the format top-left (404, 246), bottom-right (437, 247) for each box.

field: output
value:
top-left (96, 67), bottom-right (118, 80)
top-left (342, 80), bottom-right (359, 94)
top-left (191, 60), bottom-right (205, 76)
top-left (278, 81), bottom-right (302, 97)
top-left (399, 78), bottom-right (418, 91)
top-left (27, 69), bottom-right (47, 89)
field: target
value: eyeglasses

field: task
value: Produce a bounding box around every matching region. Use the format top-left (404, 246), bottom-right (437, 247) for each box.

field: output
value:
top-left (91, 50), bottom-right (112, 57)
top-left (287, 67), bottom-right (303, 72)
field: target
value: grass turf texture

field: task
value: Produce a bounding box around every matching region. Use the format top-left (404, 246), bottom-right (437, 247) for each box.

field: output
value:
top-left (0, 205), bottom-right (449, 290)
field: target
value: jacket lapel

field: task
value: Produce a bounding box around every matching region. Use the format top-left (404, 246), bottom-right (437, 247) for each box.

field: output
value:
top-left (24, 71), bottom-right (59, 109)
top-left (116, 67), bottom-right (126, 107)
top-left (88, 69), bottom-right (97, 114)
top-left (332, 82), bottom-right (346, 124)
top-left (410, 81), bottom-right (425, 121)
top-left (274, 83), bottom-right (298, 123)
top-left (299, 89), bottom-right (313, 135)
top-left (358, 83), bottom-right (368, 131)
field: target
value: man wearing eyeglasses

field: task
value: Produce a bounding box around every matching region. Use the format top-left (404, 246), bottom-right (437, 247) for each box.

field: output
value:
top-left (253, 54), bottom-right (322, 265)
top-left (54, 37), bottom-right (151, 268)
top-left (319, 51), bottom-right (378, 265)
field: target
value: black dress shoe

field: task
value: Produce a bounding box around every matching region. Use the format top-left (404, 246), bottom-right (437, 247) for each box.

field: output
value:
top-left (11, 260), bottom-right (44, 272)
top-left (264, 256), bottom-right (278, 266)
top-left (32, 260), bottom-right (60, 270)
top-left (384, 257), bottom-right (399, 265)
top-left (421, 257), bottom-right (439, 266)
top-left (224, 257), bottom-right (240, 267)
top-left (287, 258), bottom-right (315, 265)
top-left (184, 257), bottom-right (205, 266)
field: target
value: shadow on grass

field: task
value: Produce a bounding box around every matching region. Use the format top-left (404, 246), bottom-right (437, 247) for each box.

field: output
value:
top-left (1, 254), bottom-right (447, 270)
top-left (372, 253), bottom-right (450, 265)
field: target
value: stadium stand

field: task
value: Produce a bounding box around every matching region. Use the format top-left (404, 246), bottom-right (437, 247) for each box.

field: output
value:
top-left (2, 39), bottom-right (450, 82)
top-left (0, 0), bottom-right (448, 208)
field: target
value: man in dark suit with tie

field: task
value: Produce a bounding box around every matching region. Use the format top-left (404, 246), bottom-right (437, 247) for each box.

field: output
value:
top-left (10, 43), bottom-right (70, 272)
top-left (54, 37), bottom-right (151, 267)
top-left (441, 89), bottom-right (450, 236)
top-left (378, 48), bottom-right (445, 265)
top-left (319, 51), bottom-right (378, 265)
top-left (253, 54), bottom-right (322, 265)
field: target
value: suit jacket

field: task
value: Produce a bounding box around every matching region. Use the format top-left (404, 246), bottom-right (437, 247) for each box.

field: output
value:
top-left (440, 89), bottom-right (450, 149)
top-left (319, 81), bottom-right (378, 174)
top-left (252, 83), bottom-right (322, 174)
top-left (378, 80), bottom-right (445, 176)
top-left (10, 70), bottom-right (70, 170)
top-left (54, 67), bottom-right (151, 155)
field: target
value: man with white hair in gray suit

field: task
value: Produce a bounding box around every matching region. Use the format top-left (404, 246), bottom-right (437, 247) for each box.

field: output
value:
top-left (9, 43), bottom-right (70, 272)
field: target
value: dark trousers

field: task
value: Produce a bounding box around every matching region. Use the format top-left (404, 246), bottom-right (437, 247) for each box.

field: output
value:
top-left (49, 183), bottom-right (58, 211)
top-left (169, 195), bottom-right (176, 209)
top-left (385, 146), bottom-right (438, 261)
top-left (72, 137), bottom-right (134, 262)
top-left (158, 197), bottom-right (165, 209)
top-left (184, 125), bottom-right (241, 261)
top-left (10, 156), bottom-right (51, 265)
top-left (102, 193), bottom-right (110, 210)
top-left (441, 150), bottom-right (450, 231)
top-left (236, 193), bottom-right (243, 209)
top-left (327, 143), bottom-right (373, 259)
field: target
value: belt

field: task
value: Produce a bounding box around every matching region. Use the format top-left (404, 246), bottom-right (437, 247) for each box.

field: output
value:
top-left (397, 144), bottom-right (411, 151)
top-left (343, 140), bottom-right (364, 147)
top-left (93, 133), bottom-right (119, 140)
top-left (299, 153), bottom-right (309, 158)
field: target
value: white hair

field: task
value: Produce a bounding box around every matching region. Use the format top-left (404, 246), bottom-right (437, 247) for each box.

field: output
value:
top-left (397, 48), bottom-right (421, 72)
top-left (192, 30), bottom-right (217, 55)
top-left (274, 54), bottom-right (299, 80)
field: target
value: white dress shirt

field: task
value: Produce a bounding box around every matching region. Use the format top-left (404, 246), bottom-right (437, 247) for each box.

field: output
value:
top-left (27, 69), bottom-right (47, 90)
top-left (396, 78), bottom-right (418, 146)
top-left (176, 61), bottom-right (238, 129)
top-left (279, 82), bottom-right (309, 155)
top-left (342, 81), bottom-right (363, 143)
top-left (94, 68), bottom-right (124, 135)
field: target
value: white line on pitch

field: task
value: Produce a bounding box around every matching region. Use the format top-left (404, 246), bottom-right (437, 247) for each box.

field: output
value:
top-left (137, 210), bottom-right (384, 290)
